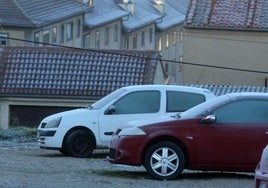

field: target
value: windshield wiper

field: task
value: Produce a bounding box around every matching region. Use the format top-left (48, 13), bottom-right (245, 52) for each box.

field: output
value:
top-left (171, 113), bottom-right (181, 119)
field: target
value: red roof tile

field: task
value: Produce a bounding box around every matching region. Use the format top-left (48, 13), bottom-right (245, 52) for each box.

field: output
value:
top-left (185, 0), bottom-right (268, 30)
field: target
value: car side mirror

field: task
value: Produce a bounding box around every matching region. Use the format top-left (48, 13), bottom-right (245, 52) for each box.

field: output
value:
top-left (202, 115), bottom-right (216, 124)
top-left (104, 105), bottom-right (116, 115)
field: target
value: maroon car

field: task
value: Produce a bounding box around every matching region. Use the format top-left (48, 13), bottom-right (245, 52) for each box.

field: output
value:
top-left (108, 92), bottom-right (268, 180)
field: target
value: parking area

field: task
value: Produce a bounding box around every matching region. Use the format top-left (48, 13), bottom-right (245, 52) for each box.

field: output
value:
top-left (0, 141), bottom-right (255, 188)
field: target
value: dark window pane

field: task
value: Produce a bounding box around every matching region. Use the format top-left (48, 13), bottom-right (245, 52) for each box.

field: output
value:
top-left (112, 91), bottom-right (160, 114)
top-left (213, 100), bottom-right (268, 123)
top-left (167, 91), bottom-right (205, 112)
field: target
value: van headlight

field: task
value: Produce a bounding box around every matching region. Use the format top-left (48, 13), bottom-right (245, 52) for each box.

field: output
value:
top-left (43, 117), bottom-right (62, 128)
top-left (118, 127), bottom-right (146, 136)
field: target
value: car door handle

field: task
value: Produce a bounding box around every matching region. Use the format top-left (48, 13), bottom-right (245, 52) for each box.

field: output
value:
top-left (104, 132), bottom-right (114, 135)
top-left (265, 131), bottom-right (268, 135)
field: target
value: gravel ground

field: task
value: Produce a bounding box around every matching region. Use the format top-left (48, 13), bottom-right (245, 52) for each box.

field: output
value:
top-left (0, 140), bottom-right (255, 188)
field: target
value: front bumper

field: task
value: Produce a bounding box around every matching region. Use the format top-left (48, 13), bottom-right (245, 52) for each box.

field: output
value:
top-left (107, 135), bottom-right (147, 166)
top-left (37, 129), bottom-right (65, 149)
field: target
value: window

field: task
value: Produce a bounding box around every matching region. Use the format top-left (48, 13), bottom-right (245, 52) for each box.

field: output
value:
top-left (60, 24), bottom-right (64, 43)
top-left (0, 33), bottom-right (8, 46)
top-left (66, 22), bottom-right (73, 41)
top-left (105, 27), bottom-right (110, 45)
top-left (124, 36), bottom-right (129, 49)
top-left (141, 31), bottom-right (145, 47)
top-left (95, 31), bottom-right (100, 48)
top-left (133, 34), bottom-right (137, 49)
top-left (84, 34), bottom-right (91, 48)
top-left (34, 32), bottom-right (40, 46)
top-left (166, 91), bottom-right (205, 112)
top-left (149, 28), bottom-right (153, 43)
top-left (173, 31), bottom-right (177, 45)
top-left (158, 36), bottom-right (162, 51)
top-left (166, 33), bottom-right (169, 48)
top-left (76, 19), bottom-right (81, 38)
top-left (52, 27), bottom-right (57, 44)
top-left (42, 30), bottom-right (50, 44)
top-left (180, 30), bottom-right (183, 42)
top-left (213, 100), bottom-right (268, 123)
top-left (111, 91), bottom-right (160, 114)
top-left (114, 24), bottom-right (118, 42)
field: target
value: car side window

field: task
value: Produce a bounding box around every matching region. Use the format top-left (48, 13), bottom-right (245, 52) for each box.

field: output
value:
top-left (166, 91), bottom-right (205, 112)
top-left (212, 99), bottom-right (268, 123)
top-left (111, 91), bottom-right (160, 114)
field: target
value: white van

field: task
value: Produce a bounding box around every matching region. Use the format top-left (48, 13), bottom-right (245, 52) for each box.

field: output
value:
top-left (37, 85), bottom-right (215, 158)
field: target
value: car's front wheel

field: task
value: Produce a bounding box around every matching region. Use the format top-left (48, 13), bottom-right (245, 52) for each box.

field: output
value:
top-left (63, 129), bottom-right (94, 158)
top-left (144, 141), bottom-right (185, 180)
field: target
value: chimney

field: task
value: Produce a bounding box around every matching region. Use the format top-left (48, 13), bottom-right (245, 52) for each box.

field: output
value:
top-left (77, 0), bottom-right (93, 6)
top-left (152, 0), bottom-right (165, 14)
top-left (118, 0), bottom-right (134, 15)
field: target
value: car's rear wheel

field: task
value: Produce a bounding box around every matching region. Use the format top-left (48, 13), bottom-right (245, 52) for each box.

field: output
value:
top-left (63, 129), bottom-right (94, 158)
top-left (144, 141), bottom-right (185, 180)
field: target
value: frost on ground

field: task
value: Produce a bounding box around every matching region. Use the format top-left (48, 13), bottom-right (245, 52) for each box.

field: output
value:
top-left (0, 127), bottom-right (255, 188)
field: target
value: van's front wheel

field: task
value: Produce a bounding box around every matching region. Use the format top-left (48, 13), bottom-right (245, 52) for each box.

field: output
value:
top-left (63, 129), bottom-right (94, 158)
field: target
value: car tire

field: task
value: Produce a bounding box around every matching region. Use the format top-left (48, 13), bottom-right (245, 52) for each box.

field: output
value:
top-left (59, 148), bottom-right (67, 156)
top-left (144, 141), bottom-right (185, 180)
top-left (64, 129), bottom-right (94, 158)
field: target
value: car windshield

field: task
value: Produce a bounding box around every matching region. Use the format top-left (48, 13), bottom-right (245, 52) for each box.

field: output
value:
top-left (90, 88), bottom-right (127, 109)
top-left (180, 95), bottom-right (230, 119)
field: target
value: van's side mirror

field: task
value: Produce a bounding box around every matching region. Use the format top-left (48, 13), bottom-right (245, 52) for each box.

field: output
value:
top-left (202, 115), bottom-right (216, 124)
top-left (104, 105), bottom-right (116, 115)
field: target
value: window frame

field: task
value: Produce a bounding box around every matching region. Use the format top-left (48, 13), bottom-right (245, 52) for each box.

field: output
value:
top-left (166, 91), bottom-right (206, 112)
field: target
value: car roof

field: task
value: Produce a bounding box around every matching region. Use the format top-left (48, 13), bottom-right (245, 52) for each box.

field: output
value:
top-left (122, 85), bottom-right (215, 95)
top-left (225, 92), bottom-right (268, 99)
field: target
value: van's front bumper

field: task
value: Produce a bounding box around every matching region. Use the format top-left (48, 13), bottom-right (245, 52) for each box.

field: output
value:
top-left (37, 129), bottom-right (64, 149)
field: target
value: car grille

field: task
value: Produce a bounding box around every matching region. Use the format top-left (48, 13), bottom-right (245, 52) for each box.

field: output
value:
top-left (109, 148), bottom-right (116, 159)
top-left (38, 130), bottom-right (56, 137)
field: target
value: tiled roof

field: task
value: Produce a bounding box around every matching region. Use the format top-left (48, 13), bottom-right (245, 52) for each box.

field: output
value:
top-left (122, 0), bottom-right (162, 32)
top-left (0, 0), bottom-right (91, 27)
top-left (184, 0), bottom-right (268, 30)
top-left (84, 0), bottom-right (129, 28)
top-left (188, 84), bottom-right (268, 96)
top-left (0, 47), bottom-right (160, 99)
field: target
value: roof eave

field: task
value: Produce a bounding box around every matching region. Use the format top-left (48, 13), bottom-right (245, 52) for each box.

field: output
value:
top-left (184, 25), bottom-right (268, 32)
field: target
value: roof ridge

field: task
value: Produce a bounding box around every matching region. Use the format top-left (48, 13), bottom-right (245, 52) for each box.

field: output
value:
top-left (246, 0), bottom-right (258, 27)
top-left (185, 0), bottom-right (197, 25)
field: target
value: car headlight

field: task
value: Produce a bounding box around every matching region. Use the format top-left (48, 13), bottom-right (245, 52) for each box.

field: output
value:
top-left (118, 127), bottom-right (146, 136)
top-left (43, 117), bottom-right (62, 128)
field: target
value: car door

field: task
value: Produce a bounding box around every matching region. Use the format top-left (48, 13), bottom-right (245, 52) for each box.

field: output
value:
top-left (98, 90), bottom-right (163, 144)
top-left (195, 99), bottom-right (268, 169)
